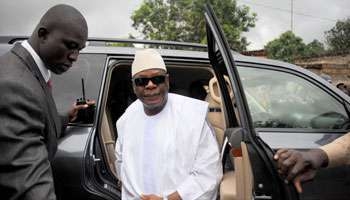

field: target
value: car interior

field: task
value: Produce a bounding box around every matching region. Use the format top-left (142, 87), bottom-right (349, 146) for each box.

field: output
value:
top-left (97, 60), bottom-right (254, 200)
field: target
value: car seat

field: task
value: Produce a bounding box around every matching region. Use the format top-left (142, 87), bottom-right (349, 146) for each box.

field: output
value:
top-left (204, 76), bottom-right (233, 149)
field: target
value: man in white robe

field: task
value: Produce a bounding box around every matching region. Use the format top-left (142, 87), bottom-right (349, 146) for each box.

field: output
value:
top-left (115, 49), bottom-right (222, 200)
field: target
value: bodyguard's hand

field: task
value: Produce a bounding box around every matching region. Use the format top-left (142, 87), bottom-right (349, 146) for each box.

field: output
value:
top-left (68, 99), bottom-right (96, 122)
top-left (274, 148), bottom-right (328, 193)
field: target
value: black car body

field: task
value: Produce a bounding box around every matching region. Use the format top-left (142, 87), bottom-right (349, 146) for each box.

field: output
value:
top-left (0, 5), bottom-right (349, 200)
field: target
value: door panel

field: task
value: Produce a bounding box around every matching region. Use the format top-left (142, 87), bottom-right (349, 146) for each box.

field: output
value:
top-left (204, 4), bottom-right (298, 199)
top-left (237, 64), bottom-right (350, 199)
top-left (51, 54), bottom-right (106, 200)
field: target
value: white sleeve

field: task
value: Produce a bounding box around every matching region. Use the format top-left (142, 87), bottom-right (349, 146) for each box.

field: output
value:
top-left (177, 121), bottom-right (223, 200)
top-left (115, 122), bottom-right (123, 180)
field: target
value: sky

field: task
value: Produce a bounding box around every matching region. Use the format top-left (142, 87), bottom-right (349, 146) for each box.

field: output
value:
top-left (0, 0), bottom-right (349, 50)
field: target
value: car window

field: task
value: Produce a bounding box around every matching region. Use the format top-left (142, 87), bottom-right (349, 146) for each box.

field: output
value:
top-left (238, 66), bottom-right (349, 130)
top-left (51, 53), bottom-right (106, 118)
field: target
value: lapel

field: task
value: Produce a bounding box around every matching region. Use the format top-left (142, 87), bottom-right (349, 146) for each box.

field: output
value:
top-left (11, 43), bottom-right (61, 138)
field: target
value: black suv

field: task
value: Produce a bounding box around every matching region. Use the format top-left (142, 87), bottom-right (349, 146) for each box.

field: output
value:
top-left (1, 5), bottom-right (349, 200)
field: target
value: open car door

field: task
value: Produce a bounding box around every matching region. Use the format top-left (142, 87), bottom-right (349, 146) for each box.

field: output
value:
top-left (204, 4), bottom-right (299, 200)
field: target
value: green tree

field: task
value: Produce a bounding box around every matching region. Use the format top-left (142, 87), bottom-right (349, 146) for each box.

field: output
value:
top-left (305, 39), bottom-right (325, 57)
top-left (325, 18), bottom-right (350, 53)
top-left (265, 31), bottom-right (306, 63)
top-left (131, 0), bottom-right (257, 51)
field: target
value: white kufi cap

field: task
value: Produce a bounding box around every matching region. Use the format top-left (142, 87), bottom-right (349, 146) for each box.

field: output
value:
top-left (132, 49), bottom-right (166, 77)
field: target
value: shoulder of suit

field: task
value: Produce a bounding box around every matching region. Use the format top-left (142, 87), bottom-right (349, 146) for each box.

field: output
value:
top-left (0, 47), bottom-right (31, 78)
top-left (0, 77), bottom-right (40, 96)
top-left (0, 62), bottom-right (43, 102)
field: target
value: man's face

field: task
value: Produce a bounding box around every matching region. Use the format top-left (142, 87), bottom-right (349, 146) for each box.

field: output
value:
top-left (38, 24), bottom-right (87, 74)
top-left (132, 69), bottom-right (169, 115)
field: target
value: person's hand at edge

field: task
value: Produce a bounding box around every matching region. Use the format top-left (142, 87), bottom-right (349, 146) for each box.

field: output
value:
top-left (274, 148), bottom-right (329, 193)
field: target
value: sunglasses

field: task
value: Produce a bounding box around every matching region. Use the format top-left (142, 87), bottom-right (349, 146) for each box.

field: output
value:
top-left (133, 75), bottom-right (167, 87)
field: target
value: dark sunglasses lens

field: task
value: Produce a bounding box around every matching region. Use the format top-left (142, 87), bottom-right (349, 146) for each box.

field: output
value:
top-left (134, 75), bottom-right (166, 86)
top-left (151, 76), bottom-right (165, 84)
top-left (134, 78), bottom-right (148, 86)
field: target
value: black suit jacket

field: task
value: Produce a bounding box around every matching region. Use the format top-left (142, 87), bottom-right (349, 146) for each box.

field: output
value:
top-left (0, 44), bottom-right (66, 200)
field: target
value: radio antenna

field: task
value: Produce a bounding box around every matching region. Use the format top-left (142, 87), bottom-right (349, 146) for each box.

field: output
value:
top-left (81, 78), bottom-right (86, 101)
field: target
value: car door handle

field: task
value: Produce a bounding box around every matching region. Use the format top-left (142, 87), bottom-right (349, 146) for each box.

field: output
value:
top-left (92, 154), bottom-right (101, 162)
top-left (254, 195), bottom-right (272, 199)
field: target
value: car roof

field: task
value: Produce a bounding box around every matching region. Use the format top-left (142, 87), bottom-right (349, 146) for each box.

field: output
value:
top-left (1, 38), bottom-right (348, 101)
top-left (80, 45), bottom-right (326, 82)
top-left (0, 41), bottom-right (335, 80)
top-left (0, 36), bottom-right (329, 74)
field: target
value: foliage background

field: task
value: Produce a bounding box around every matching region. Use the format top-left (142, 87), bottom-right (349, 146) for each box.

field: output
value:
top-left (131, 0), bottom-right (257, 51)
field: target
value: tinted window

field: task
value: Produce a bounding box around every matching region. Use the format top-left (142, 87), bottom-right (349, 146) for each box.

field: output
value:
top-left (238, 66), bottom-right (349, 130)
top-left (51, 53), bottom-right (106, 116)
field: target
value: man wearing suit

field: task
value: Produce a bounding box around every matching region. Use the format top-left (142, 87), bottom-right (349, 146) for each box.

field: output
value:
top-left (274, 133), bottom-right (350, 193)
top-left (0, 4), bottom-right (92, 200)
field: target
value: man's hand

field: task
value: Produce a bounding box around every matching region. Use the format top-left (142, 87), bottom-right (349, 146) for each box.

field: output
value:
top-left (68, 99), bottom-right (95, 122)
top-left (274, 148), bottom-right (328, 193)
top-left (141, 191), bottom-right (182, 200)
top-left (141, 191), bottom-right (181, 200)
top-left (141, 194), bottom-right (163, 200)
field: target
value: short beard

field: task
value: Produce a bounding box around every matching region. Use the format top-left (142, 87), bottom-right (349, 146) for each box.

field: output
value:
top-left (143, 93), bottom-right (168, 116)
